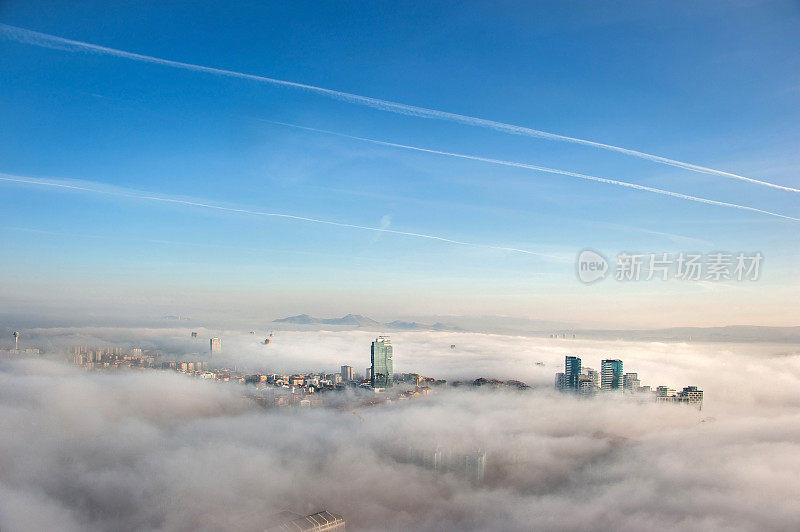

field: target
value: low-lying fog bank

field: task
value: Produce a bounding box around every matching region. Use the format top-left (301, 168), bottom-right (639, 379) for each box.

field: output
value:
top-left (1, 328), bottom-right (799, 531)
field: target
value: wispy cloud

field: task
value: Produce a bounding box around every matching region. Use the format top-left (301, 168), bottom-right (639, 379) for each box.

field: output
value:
top-left (583, 221), bottom-right (715, 247)
top-left (368, 214), bottom-right (393, 245)
top-left (1, 23), bottom-right (796, 194)
top-left (263, 121), bottom-right (800, 223)
top-left (0, 172), bottom-right (558, 258)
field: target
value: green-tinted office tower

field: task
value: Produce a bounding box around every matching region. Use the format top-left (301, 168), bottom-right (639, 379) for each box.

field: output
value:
top-left (371, 336), bottom-right (393, 388)
top-left (601, 359), bottom-right (624, 391)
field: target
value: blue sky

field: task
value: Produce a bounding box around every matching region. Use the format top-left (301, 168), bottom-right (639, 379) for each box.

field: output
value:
top-left (0, 1), bottom-right (798, 327)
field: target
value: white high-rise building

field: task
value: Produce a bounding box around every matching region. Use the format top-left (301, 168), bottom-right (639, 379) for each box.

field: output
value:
top-left (210, 337), bottom-right (221, 355)
top-left (623, 372), bottom-right (641, 392)
top-left (341, 365), bottom-right (354, 381)
top-left (584, 367), bottom-right (599, 387)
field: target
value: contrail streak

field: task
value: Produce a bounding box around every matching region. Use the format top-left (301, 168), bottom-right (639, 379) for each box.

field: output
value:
top-left (265, 120), bottom-right (800, 222)
top-left (1, 23), bottom-right (796, 194)
top-left (0, 173), bottom-right (556, 257)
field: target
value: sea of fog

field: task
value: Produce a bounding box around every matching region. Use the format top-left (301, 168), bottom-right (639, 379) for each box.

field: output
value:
top-left (1, 328), bottom-right (798, 531)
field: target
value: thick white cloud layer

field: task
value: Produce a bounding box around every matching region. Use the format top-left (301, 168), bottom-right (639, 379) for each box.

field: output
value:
top-left (1, 329), bottom-right (799, 531)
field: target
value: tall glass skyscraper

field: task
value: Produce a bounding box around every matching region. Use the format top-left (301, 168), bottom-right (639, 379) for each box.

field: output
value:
top-left (565, 356), bottom-right (581, 390)
top-left (371, 336), bottom-right (393, 388)
top-left (601, 359), bottom-right (623, 391)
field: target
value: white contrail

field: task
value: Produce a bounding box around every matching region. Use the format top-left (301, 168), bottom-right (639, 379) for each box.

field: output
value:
top-left (1, 23), bottom-right (797, 194)
top-left (0, 172), bottom-right (556, 257)
top-left (265, 121), bottom-right (800, 222)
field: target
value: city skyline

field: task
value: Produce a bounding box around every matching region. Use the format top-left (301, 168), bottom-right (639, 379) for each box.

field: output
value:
top-left (555, 354), bottom-right (701, 407)
top-left (64, 335), bottom-right (705, 417)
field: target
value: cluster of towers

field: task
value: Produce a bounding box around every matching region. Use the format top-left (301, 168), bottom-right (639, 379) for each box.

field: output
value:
top-left (555, 355), bottom-right (703, 408)
top-left (337, 336), bottom-right (394, 389)
top-left (555, 355), bottom-right (627, 395)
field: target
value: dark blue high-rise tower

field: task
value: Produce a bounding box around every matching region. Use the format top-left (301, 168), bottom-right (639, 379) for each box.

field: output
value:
top-left (565, 355), bottom-right (581, 390)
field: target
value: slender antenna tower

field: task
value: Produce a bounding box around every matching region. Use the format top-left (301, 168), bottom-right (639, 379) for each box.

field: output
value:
top-left (12, 331), bottom-right (19, 351)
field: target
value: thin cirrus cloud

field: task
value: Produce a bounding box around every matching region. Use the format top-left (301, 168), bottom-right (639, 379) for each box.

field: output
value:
top-left (0, 172), bottom-right (560, 259)
top-left (262, 121), bottom-right (800, 223)
top-left (1, 23), bottom-right (797, 194)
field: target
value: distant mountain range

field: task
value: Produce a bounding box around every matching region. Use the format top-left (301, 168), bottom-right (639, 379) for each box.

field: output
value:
top-left (272, 314), bottom-right (798, 342)
top-left (273, 314), bottom-right (461, 331)
top-left (273, 314), bottom-right (379, 326)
